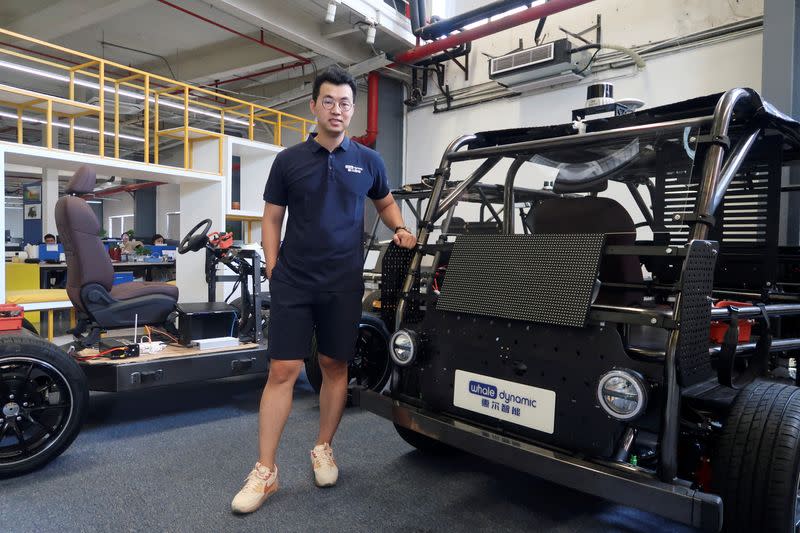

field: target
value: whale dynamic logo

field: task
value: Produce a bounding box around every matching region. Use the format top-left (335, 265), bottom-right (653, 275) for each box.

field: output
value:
top-left (469, 380), bottom-right (497, 399)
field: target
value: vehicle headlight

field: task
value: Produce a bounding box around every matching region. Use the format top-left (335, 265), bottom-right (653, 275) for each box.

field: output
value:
top-left (596, 369), bottom-right (648, 421)
top-left (389, 329), bottom-right (418, 366)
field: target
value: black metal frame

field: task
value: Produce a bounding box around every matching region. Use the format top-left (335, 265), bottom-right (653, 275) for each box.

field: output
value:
top-left (362, 88), bottom-right (800, 530)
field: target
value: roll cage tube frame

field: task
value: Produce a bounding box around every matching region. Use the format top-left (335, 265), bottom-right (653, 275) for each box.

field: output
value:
top-left (393, 88), bottom-right (782, 483)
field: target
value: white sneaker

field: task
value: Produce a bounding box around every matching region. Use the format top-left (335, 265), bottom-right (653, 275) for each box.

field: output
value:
top-left (311, 443), bottom-right (338, 487)
top-left (231, 462), bottom-right (279, 514)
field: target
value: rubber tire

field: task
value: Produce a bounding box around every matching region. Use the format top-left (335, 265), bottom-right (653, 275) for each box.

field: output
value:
top-left (229, 293), bottom-right (270, 342)
top-left (713, 380), bottom-right (800, 533)
top-left (304, 313), bottom-right (392, 403)
top-left (21, 318), bottom-right (38, 336)
top-left (0, 335), bottom-right (89, 477)
top-left (362, 289), bottom-right (381, 313)
top-left (394, 424), bottom-right (457, 455)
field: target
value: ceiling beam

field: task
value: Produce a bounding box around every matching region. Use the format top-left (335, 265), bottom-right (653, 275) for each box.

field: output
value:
top-left (7, 0), bottom-right (150, 45)
top-left (209, 0), bottom-right (371, 64)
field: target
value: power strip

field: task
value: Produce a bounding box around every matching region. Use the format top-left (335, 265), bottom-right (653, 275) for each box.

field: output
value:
top-left (193, 336), bottom-right (240, 350)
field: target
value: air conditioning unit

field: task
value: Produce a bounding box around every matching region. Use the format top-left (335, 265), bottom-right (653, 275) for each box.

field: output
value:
top-left (489, 38), bottom-right (591, 92)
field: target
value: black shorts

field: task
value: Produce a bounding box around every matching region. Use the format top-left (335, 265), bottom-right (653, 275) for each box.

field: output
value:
top-left (267, 279), bottom-right (363, 362)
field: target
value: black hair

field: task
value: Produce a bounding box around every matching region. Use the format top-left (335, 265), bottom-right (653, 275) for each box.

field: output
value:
top-left (312, 66), bottom-right (356, 102)
top-left (43, 233), bottom-right (56, 241)
top-left (153, 233), bottom-right (164, 243)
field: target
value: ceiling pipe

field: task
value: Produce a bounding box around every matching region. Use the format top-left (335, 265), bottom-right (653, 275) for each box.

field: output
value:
top-left (394, 0), bottom-right (595, 65)
top-left (156, 0), bottom-right (311, 66)
top-left (212, 59), bottom-right (309, 86)
top-left (352, 71), bottom-right (379, 147)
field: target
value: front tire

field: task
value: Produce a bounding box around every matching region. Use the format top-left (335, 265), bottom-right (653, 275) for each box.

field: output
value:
top-left (305, 313), bottom-right (392, 402)
top-left (0, 335), bottom-right (88, 477)
top-left (713, 380), bottom-right (800, 532)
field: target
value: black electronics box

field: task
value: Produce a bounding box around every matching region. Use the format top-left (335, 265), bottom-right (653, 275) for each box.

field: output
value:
top-left (176, 302), bottom-right (239, 346)
top-left (99, 338), bottom-right (140, 359)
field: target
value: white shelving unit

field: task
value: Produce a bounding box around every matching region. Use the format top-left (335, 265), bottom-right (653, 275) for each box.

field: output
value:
top-left (1, 133), bottom-right (284, 305)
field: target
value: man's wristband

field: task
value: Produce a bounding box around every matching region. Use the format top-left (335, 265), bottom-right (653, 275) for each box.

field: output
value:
top-left (394, 225), bottom-right (411, 235)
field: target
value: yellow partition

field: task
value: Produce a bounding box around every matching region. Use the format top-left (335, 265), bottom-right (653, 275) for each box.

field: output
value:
top-left (5, 262), bottom-right (41, 327)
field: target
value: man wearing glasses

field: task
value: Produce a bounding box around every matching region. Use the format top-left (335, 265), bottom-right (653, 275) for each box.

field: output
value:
top-left (232, 66), bottom-right (416, 514)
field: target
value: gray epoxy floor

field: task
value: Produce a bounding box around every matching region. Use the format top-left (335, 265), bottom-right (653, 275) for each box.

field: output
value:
top-left (0, 373), bottom-right (695, 532)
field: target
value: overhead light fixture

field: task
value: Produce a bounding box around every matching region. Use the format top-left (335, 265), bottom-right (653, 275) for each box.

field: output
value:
top-left (0, 110), bottom-right (145, 142)
top-left (365, 22), bottom-right (377, 45)
top-left (0, 59), bottom-right (250, 127)
top-left (325, 1), bottom-right (339, 23)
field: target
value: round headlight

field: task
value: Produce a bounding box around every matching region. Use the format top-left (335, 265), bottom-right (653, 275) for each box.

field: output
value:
top-left (389, 329), bottom-right (418, 366)
top-left (597, 370), bottom-right (648, 421)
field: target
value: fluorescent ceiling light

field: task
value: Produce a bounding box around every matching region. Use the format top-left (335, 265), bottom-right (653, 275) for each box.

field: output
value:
top-left (5, 196), bottom-right (22, 199)
top-left (0, 59), bottom-right (250, 127)
top-left (0, 110), bottom-right (145, 142)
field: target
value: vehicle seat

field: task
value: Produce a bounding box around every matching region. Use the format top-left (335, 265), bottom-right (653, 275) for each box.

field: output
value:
top-left (55, 165), bottom-right (178, 328)
top-left (530, 196), bottom-right (643, 306)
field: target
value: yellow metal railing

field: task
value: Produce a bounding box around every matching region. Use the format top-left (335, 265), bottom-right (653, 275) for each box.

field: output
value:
top-left (0, 27), bottom-right (315, 174)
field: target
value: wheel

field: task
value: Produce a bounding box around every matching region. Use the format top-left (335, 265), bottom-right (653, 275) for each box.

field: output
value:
top-left (362, 289), bottom-right (381, 313)
top-left (713, 380), bottom-right (800, 532)
top-left (230, 293), bottom-right (270, 342)
top-left (304, 313), bottom-right (392, 402)
top-left (394, 424), bottom-right (456, 455)
top-left (0, 335), bottom-right (89, 477)
top-left (21, 318), bottom-right (38, 336)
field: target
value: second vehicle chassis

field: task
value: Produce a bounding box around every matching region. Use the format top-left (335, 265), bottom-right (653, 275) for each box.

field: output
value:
top-left (358, 87), bottom-right (800, 532)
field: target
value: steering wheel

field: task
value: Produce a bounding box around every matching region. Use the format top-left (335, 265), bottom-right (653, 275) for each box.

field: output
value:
top-left (178, 218), bottom-right (212, 254)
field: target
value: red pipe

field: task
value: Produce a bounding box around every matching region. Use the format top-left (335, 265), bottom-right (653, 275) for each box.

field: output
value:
top-left (156, 0), bottom-right (311, 65)
top-left (213, 59), bottom-right (308, 86)
top-left (352, 72), bottom-right (379, 147)
top-left (394, 0), bottom-right (594, 64)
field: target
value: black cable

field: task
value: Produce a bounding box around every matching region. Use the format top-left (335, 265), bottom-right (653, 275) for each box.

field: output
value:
top-left (534, 17), bottom-right (547, 44)
top-left (575, 48), bottom-right (601, 75)
top-left (224, 279), bottom-right (241, 303)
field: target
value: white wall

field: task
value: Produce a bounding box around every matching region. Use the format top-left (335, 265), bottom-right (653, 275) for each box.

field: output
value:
top-left (405, 0), bottom-right (764, 232)
top-left (156, 184), bottom-right (180, 236)
top-left (5, 208), bottom-right (22, 238)
top-left (102, 192), bottom-right (135, 237)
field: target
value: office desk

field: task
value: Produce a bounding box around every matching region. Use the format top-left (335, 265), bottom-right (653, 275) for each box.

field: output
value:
top-left (39, 261), bottom-right (176, 288)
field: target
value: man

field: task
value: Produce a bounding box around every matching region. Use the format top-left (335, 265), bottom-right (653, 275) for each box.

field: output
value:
top-left (43, 234), bottom-right (56, 244)
top-left (231, 66), bottom-right (416, 514)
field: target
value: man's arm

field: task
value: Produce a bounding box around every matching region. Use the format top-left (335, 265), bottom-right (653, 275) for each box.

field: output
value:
top-left (372, 192), bottom-right (416, 249)
top-left (262, 202), bottom-right (286, 279)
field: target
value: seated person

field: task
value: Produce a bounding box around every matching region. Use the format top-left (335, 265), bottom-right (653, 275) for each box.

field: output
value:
top-left (43, 233), bottom-right (56, 245)
top-left (152, 233), bottom-right (165, 245)
top-left (120, 232), bottom-right (143, 254)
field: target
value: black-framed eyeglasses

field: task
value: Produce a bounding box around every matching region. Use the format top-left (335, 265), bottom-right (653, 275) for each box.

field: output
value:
top-left (320, 97), bottom-right (353, 112)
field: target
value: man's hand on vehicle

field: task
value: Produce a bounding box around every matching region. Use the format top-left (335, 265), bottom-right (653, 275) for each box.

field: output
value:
top-left (393, 227), bottom-right (417, 249)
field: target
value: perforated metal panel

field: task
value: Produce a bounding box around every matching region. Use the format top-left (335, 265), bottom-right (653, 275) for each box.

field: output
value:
top-left (380, 245), bottom-right (422, 325)
top-left (437, 234), bottom-right (604, 328)
top-left (675, 240), bottom-right (718, 385)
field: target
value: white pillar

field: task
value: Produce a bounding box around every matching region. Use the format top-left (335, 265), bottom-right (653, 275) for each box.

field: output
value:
top-left (175, 138), bottom-right (226, 303)
top-left (42, 168), bottom-right (59, 238)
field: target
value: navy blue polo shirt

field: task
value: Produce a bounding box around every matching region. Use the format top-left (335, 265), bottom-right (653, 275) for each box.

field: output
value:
top-left (263, 134), bottom-right (390, 291)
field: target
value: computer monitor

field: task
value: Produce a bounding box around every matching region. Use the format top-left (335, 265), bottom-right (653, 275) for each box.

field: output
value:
top-left (150, 245), bottom-right (177, 258)
top-left (38, 243), bottom-right (64, 262)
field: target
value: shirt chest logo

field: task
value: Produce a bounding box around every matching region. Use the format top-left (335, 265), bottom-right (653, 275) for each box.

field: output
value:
top-left (344, 164), bottom-right (363, 174)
